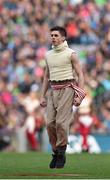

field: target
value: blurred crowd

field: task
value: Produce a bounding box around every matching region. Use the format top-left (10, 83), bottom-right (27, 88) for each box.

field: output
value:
top-left (0, 0), bottom-right (110, 152)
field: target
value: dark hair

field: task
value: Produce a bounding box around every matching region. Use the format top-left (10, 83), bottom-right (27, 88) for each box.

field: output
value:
top-left (50, 26), bottom-right (67, 38)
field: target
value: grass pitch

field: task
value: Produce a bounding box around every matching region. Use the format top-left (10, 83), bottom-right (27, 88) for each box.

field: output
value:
top-left (0, 152), bottom-right (110, 179)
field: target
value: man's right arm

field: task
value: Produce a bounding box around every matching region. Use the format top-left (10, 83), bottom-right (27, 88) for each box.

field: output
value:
top-left (40, 65), bottom-right (49, 107)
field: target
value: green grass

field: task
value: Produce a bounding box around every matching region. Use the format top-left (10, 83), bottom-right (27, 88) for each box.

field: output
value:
top-left (0, 152), bottom-right (110, 179)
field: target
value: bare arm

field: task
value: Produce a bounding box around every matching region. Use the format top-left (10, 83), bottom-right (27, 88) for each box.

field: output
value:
top-left (71, 52), bottom-right (85, 106)
top-left (40, 64), bottom-right (49, 107)
top-left (71, 52), bottom-right (84, 90)
top-left (41, 64), bottom-right (49, 98)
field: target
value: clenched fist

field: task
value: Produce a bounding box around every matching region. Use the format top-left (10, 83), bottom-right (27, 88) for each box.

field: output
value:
top-left (40, 97), bottom-right (47, 107)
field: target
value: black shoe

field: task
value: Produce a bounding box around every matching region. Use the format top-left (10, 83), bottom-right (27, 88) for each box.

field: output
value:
top-left (49, 153), bottom-right (57, 169)
top-left (55, 151), bottom-right (66, 169)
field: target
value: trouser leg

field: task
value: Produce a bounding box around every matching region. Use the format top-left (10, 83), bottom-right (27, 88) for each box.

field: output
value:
top-left (56, 87), bottom-right (74, 148)
top-left (47, 121), bottom-right (57, 151)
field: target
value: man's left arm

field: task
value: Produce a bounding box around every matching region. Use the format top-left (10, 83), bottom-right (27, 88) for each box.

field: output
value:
top-left (71, 52), bottom-right (85, 90)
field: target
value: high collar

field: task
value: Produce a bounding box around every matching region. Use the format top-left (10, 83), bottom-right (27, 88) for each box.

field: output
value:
top-left (52, 41), bottom-right (68, 52)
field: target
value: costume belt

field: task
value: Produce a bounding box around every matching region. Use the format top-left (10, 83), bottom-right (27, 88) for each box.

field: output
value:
top-left (50, 82), bottom-right (86, 101)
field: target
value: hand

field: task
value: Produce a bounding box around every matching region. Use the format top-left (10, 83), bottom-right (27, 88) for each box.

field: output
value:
top-left (73, 96), bottom-right (82, 107)
top-left (40, 97), bottom-right (47, 107)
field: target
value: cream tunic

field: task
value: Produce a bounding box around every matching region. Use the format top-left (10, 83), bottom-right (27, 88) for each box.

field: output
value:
top-left (46, 41), bottom-right (76, 81)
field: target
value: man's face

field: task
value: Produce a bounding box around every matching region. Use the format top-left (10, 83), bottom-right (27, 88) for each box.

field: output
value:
top-left (51, 30), bottom-right (64, 46)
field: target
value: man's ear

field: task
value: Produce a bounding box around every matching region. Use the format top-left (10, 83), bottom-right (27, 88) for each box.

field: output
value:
top-left (62, 36), bottom-right (65, 41)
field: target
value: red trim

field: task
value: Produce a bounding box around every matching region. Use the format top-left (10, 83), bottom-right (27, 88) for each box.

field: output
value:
top-left (51, 82), bottom-right (86, 101)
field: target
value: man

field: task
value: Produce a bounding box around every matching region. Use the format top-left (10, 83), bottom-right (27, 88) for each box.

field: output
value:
top-left (40, 26), bottom-right (85, 168)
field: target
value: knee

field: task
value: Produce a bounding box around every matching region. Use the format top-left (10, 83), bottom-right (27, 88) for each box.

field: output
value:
top-left (56, 122), bottom-right (67, 132)
top-left (46, 121), bottom-right (55, 130)
top-left (56, 123), bottom-right (64, 131)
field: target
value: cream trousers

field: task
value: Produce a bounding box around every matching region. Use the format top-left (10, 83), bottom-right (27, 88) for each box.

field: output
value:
top-left (46, 87), bottom-right (75, 150)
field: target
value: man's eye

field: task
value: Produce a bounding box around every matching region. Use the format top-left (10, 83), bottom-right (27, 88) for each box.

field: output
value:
top-left (51, 34), bottom-right (58, 37)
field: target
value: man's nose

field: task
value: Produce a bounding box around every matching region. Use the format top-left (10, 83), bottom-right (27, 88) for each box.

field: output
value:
top-left (52, 37), bottom-right (55, 40)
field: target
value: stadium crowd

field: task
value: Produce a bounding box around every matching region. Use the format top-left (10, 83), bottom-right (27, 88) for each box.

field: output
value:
top-left (0, 0), bottom-right (110, 152)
